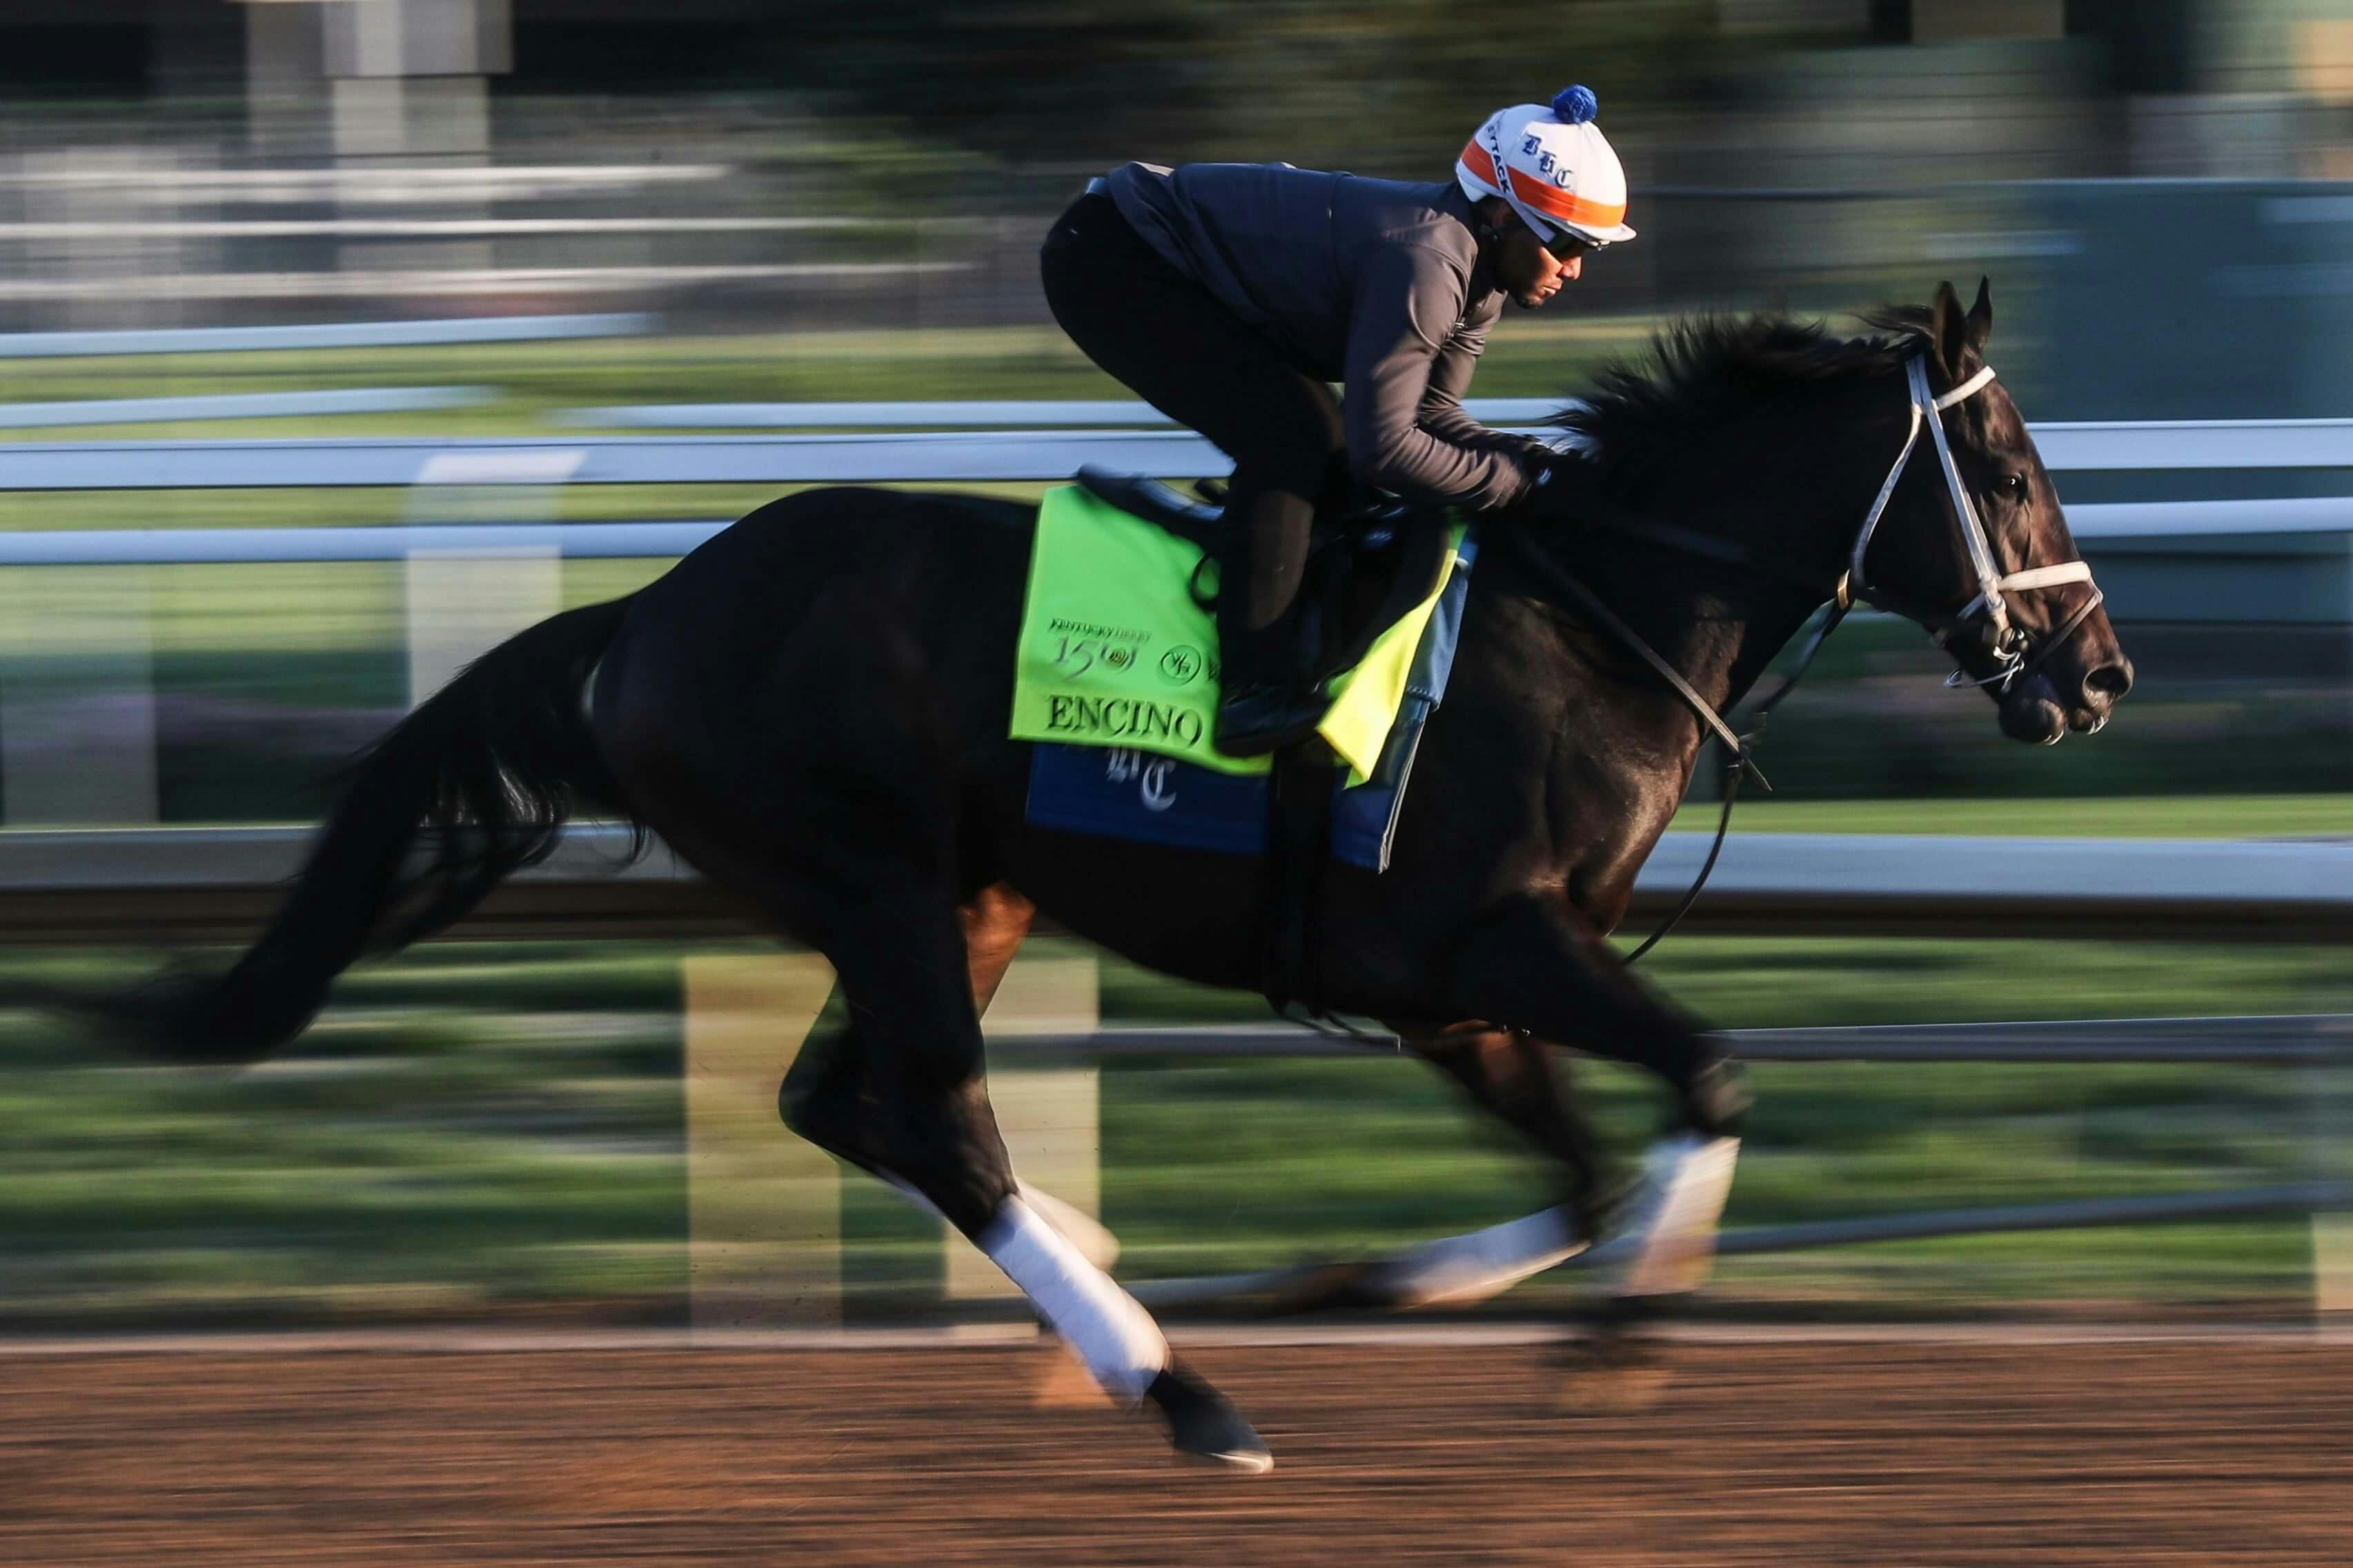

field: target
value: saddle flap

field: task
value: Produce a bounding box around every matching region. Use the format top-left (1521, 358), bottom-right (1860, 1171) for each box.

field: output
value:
top-left (1074, 466), bottom-right (1223, 553)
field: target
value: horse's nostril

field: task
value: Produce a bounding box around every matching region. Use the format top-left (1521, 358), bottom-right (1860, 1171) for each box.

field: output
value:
top-left (2085, 659), bottom-right (2134, 701)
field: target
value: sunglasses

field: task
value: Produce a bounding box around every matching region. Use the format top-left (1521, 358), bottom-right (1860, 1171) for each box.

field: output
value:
top-left (1542, 226), bottom-right (1604, 259)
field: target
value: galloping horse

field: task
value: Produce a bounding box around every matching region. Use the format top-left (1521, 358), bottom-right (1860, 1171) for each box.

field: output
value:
top-left (97, 280), bottom-right (2129, 1471)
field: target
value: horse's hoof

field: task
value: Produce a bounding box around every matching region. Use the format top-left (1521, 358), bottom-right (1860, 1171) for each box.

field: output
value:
top-left (1145, 1360), bottom-right (1273, 1473)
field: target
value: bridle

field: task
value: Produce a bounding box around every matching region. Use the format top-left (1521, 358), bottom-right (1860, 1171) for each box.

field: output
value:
top-left (1511, 350), bottom-right (2107, 960)
top-left (1838, 355), bottom-right (2102, 696)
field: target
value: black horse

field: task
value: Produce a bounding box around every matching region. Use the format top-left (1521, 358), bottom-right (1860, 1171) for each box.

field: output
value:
top-left (102, 281), bottom-right (2129, 1471)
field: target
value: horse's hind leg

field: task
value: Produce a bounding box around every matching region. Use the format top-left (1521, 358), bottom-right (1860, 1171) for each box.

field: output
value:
top-left (809, 889), bottom-right (1268, 1468)
top-left (780, 881), bottom-right (1115, 1267)
top-left (957, 886), bottom-right (1119, 1267)
top-left (658, 830), bottom-right (1245, 1459)
top-left (598, 591), bottom-right (1263, 1469)
top-left (776, 885), bottom-right (1032, 1189)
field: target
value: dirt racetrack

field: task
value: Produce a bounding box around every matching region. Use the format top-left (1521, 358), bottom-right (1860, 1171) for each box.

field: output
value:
top-left (5, 1331), bottom-right (2350, 1566)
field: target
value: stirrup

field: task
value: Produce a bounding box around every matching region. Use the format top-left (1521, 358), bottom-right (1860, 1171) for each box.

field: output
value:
top-left (1324, 492), bottom-right (1408, 548)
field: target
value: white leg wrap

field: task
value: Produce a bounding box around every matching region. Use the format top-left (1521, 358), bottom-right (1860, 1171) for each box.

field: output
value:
top-left (1364, 1205), bottom-right (1584, 1309)
top-left (981, 1197), bottom-right (1168, 1403)
top-left (1611, 1133), bottom-right (1741, 1298)
top-left (881, 1175), bottom-right (1122, 1273)
top-left (1017, 1182), bottom-right (1121, 1272)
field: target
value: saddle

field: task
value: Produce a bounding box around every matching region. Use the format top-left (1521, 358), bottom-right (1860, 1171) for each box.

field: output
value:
top-left (1073, 465), bottom-right (1456, 1018)
top-left (1074, 466), bottom-right (1454, 691)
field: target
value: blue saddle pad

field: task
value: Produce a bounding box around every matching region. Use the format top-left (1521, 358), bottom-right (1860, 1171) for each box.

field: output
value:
top-left (1023, 535), bottom-right (1476, 872)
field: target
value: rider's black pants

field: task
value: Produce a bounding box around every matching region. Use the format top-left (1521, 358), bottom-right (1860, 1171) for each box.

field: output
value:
top-left (1041, 191), bottom-right (1346, 688)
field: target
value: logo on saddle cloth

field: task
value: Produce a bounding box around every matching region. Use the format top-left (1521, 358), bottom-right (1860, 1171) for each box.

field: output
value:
top-left (1106, 746), bottom-right (1179, 813)
top-left (1044, 616), bottom-right (1146, 679)
top-left (1011, 484), bottom-right (1459, 781)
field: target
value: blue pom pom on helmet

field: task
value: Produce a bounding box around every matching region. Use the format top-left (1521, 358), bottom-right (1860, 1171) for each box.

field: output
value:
top-left (1552, 84), bottom-right (1598, 125)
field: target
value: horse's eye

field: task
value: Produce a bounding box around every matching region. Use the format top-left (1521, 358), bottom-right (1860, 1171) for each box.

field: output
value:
top-left (1997, 472), bottom-right (2031, 504)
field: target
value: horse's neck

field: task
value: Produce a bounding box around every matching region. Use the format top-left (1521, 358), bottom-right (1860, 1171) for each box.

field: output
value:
top-left (1566, 431), bottom-right (1868, 717)
top-left (1497, 522), bottom-right (1831, 727)
top-left (1711, 575), bottom-right (1835, 714)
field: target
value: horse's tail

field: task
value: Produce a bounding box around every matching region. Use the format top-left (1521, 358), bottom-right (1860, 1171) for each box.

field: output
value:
top-left (115, 593), bottom-right (644, 1063)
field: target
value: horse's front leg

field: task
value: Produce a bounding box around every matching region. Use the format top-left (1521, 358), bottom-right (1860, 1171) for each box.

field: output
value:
top-left (1416, 1027), bottom-right (1604, 1226)
top-left (1337, 1028), bottom-right (1601, 1309)
top-left (1449, 893), bottom-right (1749, 1139)
top-left (1445, 892), bottom-right (1751, 1300)
top-left (1238, 1026), bottom-right (1599, 1316)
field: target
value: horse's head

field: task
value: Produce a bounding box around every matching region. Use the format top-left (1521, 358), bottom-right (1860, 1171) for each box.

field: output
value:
top-left (1852, 279), bottom-right (2133, 744)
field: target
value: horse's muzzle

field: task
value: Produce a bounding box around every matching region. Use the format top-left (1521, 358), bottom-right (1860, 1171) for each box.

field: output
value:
top-left (1999, 684), bottom-right (2067, 744)
top-left (1998, 657), bottom-right (2129, 745)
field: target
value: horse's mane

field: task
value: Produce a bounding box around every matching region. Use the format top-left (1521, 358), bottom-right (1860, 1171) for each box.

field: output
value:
top-left (1555, 308), bottom-right (1937, 499)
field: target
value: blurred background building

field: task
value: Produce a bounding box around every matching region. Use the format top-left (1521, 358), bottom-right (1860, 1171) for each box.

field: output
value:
top-left (0, 1), bottom-right (2350, 413)
top-left (0, 0), bottom-right (2341, 815)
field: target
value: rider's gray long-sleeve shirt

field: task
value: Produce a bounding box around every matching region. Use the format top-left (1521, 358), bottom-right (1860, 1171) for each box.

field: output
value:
top-left (1105, 160), bottom-right (1548, 511)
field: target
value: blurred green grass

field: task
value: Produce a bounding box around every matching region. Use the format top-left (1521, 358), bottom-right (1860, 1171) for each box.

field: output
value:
top-left (2, 933), bottom-right (2343, 1329)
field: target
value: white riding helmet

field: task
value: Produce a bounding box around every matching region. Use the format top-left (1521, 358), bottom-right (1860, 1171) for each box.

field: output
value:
top-left (1455, 84), bottom-right (1637, 248)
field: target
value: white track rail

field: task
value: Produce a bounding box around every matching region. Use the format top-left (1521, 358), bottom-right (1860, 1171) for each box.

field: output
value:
top-left (0, 824), bottom-right (2342, 943)
top-left (0, 313), bottom-right (656, 358)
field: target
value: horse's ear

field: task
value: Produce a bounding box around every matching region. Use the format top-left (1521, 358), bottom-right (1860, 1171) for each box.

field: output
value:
top-left (1929, 279), bottom-right (1970, 381)
top-left (1965, 276), bottom-right (1993, 356)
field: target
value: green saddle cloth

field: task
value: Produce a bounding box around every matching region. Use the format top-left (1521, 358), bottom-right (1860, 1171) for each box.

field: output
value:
top-left (1010, 484), bottom-right (1461, 782)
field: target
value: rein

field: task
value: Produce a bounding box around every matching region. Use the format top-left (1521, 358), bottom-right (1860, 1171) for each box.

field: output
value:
top-left (1516, 350), bottom-right (2100, 961)
top-left (1508, 538), bottom-right (1843, 963)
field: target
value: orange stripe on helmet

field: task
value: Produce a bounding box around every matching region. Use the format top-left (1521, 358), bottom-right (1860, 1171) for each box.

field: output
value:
top-left (1504, 172), bottom-right (1626, 231)
top-left (1458, 138), bottom-right (1502, 190)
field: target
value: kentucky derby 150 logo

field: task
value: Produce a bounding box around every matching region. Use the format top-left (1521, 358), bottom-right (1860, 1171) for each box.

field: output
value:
top-left (1047, 617), bottom-right (1149, 680)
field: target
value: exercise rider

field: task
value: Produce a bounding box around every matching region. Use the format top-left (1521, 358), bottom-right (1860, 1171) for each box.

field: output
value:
top-left (1040, 85), bottom-right (1635, 756)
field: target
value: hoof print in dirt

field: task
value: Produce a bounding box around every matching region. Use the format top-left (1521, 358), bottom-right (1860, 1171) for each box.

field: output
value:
top-left (1554, 1355), bottom-right (1676, 1417)
top-left (1553, 1310), bottom-right (1677, 1416)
